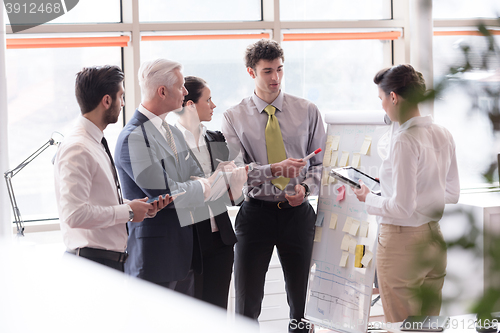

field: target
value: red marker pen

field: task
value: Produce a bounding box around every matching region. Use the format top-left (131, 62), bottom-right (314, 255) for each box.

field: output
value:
top-left (302, 148), bottom-right (322, 161)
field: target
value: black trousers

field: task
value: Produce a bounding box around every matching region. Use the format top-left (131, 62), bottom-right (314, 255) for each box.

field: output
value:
top-left (234, 200), bottom-right (316, 333)
top-left (154, 226), bottom-right (200, 297)
top-left (194, 231), bottom-right (234, 309)
top-left (65, 251), bottom-right (124, 272)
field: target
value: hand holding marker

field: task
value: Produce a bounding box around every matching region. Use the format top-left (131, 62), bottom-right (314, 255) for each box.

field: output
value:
top-left (216, 159), bottom-right (254, 172)
top-left (215, 148), bottom-right (321, 173)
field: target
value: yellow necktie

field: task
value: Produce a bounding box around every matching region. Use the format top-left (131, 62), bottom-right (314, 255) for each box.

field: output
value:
top-left (264, 105), bottom-right (289, 190)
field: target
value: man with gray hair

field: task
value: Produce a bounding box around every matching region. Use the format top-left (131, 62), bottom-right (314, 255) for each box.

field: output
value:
top-left (114, 59), bottom-right (221, 295)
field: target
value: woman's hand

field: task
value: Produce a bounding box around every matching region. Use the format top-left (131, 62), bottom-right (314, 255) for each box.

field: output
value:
top-left (228, 166), bottom-right (248, 201)
top-left (352, 180), bottom-right (371, 202)
top-left (216, 160), bottom-right (237, 173)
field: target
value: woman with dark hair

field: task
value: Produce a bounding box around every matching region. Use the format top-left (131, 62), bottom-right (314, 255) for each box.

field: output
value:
top-left (175, 76), bottom-right (247, 309)
top-left (353, 64), bottom-right (460, 322)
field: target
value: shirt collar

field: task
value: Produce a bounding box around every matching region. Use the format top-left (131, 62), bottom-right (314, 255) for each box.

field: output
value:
top-left (175, 121), bottom-right (207, 140)
top-left (398, 115), bottom-right (433, 132)
top-left (79, 116), bottom-right (103, 144)
top-left (138, 104), bottom-right (165, 133)
top-left (252, 90), bottom-right (284, 114)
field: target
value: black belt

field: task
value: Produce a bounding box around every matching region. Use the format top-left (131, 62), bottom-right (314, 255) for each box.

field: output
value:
top-left (245, 197), bottom-right (301, 210)
top-left (68, 247), bottom-right (128, 263)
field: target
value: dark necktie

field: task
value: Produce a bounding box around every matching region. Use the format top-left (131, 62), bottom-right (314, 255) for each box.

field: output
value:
top-left (101, 137), bottom-right (124, 205)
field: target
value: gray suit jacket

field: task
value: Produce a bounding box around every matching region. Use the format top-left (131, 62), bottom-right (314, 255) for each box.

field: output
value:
top-left (115, 110), bottom-right (205, 283)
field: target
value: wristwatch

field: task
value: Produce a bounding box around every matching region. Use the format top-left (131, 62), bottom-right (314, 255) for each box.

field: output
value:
top-left (127, 204), bottom-right (134, 222)
top-left (300, 183), bottom-right (311, 197)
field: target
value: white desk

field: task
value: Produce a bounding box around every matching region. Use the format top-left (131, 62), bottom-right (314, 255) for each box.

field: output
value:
top-left (0, 240), bottom-right (259, 333)
top-left (440, 191), bottom-right (500, 316)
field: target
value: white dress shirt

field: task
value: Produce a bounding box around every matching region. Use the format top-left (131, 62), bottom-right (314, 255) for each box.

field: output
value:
top-left (54, 116), bottom-right (130, 251)
top-left (175, 121), bottom-right (219, 232)
top-left (365, 115), bottom-right (460, 227)
top-left (175, 121), bottom-right (212, 177)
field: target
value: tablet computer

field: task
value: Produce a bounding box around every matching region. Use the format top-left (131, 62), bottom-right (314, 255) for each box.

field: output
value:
top-left (147, 189), bottom-right (186, 203)
top-left (329, 167), bottom-right (381, 196)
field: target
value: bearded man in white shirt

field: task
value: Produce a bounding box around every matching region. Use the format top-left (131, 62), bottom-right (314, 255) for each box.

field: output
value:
top-left (54, 65), bottom-right (169, 271)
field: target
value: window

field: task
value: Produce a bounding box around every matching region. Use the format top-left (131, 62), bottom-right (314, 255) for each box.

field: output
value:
top-left (282, 32), bottom-right (392, 120)
top-left (2, 0), bottom-right (121, 25)
top-left (139, 0), bottom-right (262, 22)
top-left (140, 32), bottom-right (269, 130)
top-left (6, 43), bottom-right (122, 220)
top-left (433, 33), bottom-right (500, 188)
top-left (49, 0), bottom-right (121, 24)
top-left (280, 0), bottom-right (391, 21)
top-left (433, 0), bottom-right (500, 19)
top-left (3, 0), bottom-right (406, 224)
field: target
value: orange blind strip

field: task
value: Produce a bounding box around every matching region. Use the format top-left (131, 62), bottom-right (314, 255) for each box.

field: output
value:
top-left (6, 36), bottom-right (130, 49)
top-left (283, 31), bottom-right (401, 42)
top-left (141, 33), bottom-right (271, 42)
top-left (434, 30), bottom-right (500, 37)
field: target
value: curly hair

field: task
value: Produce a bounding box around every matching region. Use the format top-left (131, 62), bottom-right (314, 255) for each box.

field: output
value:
top-left (245, 39), bottom-right (285, 70)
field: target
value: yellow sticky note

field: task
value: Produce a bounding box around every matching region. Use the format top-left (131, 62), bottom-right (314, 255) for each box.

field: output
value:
top-left (359, 221), bottom-right (369, 238)
top-left (331, 136), bottom-right (341, 150)
top-left (351, 153), bottom-right (361, 168)
top-left (348, 238), bottom-right (358, 254)
top-left (342, 217), bottom-right (353, 233)
top-left (326, 135), bottom-right (334, 143)
top-left (355, 245), bottom-right (365, 268)
top-left (360, 136), bottom-right (372, 155)
top-left (339, 151), bottom-right (349, 167)
top-left (328, 175), bottom-right (337, 184)
top-left (349, 219), bottom-right (360, 236)
top-left (323, 142), bottom-right (332, 166)
top-left (339, 251), bottom-right (349, 267)
top-left (329, 214), bottom-right (338, 229)
top-left (341, 234), bottom-right (351, 251)
top-left (330, 151), bottom-right (338, 167)
top-left (322, 169), bottom-right (329, 186)
top-left (361, 250), bottom-right (374, 267)
top-left (314, 227), bottom-right (323, 242)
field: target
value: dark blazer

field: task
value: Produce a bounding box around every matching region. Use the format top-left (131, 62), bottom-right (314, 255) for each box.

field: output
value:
top-left (114, 110), bottom-right (205, 284)
top-left (192, 130), bottom-right (238, 253)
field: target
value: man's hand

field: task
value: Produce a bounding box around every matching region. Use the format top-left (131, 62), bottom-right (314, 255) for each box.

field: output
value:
top-left (271, 158), bottom-right (306, 179)
top-left (128, 198), bottom-right (154, 222)
top-left (285, 184), bottom-right (306, 207)
top-left (352, 180), bottom-right (371, 202)
top-left (146, 194), bottom-right (173, 218)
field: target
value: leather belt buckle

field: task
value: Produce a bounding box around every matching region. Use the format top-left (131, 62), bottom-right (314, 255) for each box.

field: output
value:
top-left (76, 248), bottom-right (81, 256)
top-left (277, 201), bottom-right (286, 209)
top-left (119, 252), bottom-right (129, 263)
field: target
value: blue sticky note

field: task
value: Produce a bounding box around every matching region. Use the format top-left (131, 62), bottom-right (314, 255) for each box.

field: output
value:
top-left (315, 211), bottom-right (325, 227)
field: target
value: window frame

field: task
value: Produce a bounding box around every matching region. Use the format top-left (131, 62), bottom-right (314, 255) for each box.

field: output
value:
top-left (11, 0), bottom-right (494, 226)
